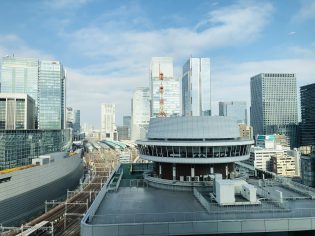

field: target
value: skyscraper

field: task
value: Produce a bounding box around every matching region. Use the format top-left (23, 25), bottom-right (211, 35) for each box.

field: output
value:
top-left (131, 87), bottom-right (150, 141)
top-left (0, 57), bottom-right (39, 126)
top-left (66, 107), bottom-right (74, 128)
top-left (73, 110), bottom-right (80, 134)
top-left (38, 60), bottom-right (65, 129)
top-left (219, 101), bottom-right (247, 124)
top-left (0, 56), bottom-right (66, 130)
top-left (182, 57), bottom-right (211, 116)
top-left (150, 57), bottom-right (180, 117)
top-left (101, 104), bottom-right (117, 140)
top-left (250, 73), bottom-right (298, 148)
top-left (300, 83), bottom-right (315, 148)
top-left (123, 115), bottom-right (131, 139)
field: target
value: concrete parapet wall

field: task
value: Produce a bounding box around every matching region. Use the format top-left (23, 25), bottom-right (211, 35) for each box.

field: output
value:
top-left (81, 217), bottom-right (315, 236)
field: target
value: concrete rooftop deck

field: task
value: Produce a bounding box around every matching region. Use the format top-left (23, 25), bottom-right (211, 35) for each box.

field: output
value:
top-left (90, 184), bottom-right (315, 225)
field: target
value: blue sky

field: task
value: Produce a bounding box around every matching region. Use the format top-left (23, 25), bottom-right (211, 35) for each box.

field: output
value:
top-left (0, 0), bottom-right (315, 128)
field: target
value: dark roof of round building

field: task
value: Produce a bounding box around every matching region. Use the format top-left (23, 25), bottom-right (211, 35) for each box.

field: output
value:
top-left (147, 116), bottom-right (240, 140)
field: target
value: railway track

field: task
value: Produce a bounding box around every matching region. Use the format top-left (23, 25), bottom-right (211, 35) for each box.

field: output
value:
top-left (4, 149), bottom-right (119, 236)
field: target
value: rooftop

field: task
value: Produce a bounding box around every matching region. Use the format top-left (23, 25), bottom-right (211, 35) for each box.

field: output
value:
top-left (81, 164), bottom-right (315, 235)
top-left (146, 116), bottom-right (240, 140)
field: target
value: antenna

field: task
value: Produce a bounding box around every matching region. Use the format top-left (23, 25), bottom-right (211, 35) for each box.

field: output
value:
top-left (157, 64), bottom-right (167, 117)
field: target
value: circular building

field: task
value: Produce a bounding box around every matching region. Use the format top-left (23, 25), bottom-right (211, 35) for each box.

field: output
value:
top-left (136, 116), bottom-right (254, 184)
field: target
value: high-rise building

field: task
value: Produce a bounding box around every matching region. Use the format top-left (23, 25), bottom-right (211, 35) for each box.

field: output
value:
top-left (150, 57), bottom-right (180, 117)
top-left (219, 101), bottom-right (247, 124)
top-left (0, 57), bottom-right (39, 126)
top-left (101, 104), bottom-right (117, 140)
top-left (301, 152), bottom-right (315, 187)
top-left (131, 87), bottom-right (150, 141)
top-left (250, 73), bottom-right (298, 148)
top-left (66, 107), bottom-right (74, 128)
top-left (38, 60), bottom-right (65, 129)
top-left (123, 115), bottom-right (131, 139)
top-left (182, 57), bottom-right (211, 116)
top-left (73, 110), bottom-right (80, 134)
top-left (0, 93), bottom-right (35, 130)
top-left (300, 83), bottom-right (315, 148)
top-left (0, 56), bottom-right (66, 130)
top-left (117, 125), bottom-right (129, 141)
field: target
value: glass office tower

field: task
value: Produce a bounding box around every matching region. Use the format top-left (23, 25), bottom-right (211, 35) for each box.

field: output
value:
top-left (250, 73), bottom-right (298, 148)
top-left (150, 57), bottom-right (180, 117)
top-left (300, 83), bottom-right (315, 147)
top-left (0, 57), bottom-right (66, 130)
top-left (73, 110), bottom-right (80, 134)
top-left (0, 57), bottom-right (39, 127)
top-left (38, 60), bottom-right (65, 129)
top-left (182, 57), bottom-right (211, 116)
top-left (219, 101), bottom-right (247, 124)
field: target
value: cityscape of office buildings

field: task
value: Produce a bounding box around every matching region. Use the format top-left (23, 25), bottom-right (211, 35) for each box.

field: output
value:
top-left (1, 56), bottom-right (66, 130)
top-left (149, 57), bottom-right (181, 117)
top-left (1, 1), bottom-right (315, 235)
top-left (219, 101), bottom-right (247, 124)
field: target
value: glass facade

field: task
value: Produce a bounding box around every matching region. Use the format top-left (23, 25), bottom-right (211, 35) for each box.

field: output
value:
top-left (1, 57), bottom-right (39, 127)
top-left (250, 73), bottom-right (298, 148)
top-left (123, 115), bottom-right (131, 139)
top-left (219, 101), bottom-right (247, 124)
top-left (150, 57), bottom-right (180, 117)
top-left (138, 144), bottom-right (251, 158)
top-left (0, 57), bottom-right (66, 130)
top-left (73, 110), bottom-right (80, 133)
top-left (38, 61), bottom-right (65, 129)
top-left (0, 129), bottom-right (72, 170)
top-left (182, 58), bottom-right (211, 116)
top-left (131, 87), bottom-right (150, 141)
top-left (300, 83), bottom-right (315, 147)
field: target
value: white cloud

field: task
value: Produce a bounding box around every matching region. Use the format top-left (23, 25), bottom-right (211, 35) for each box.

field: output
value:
top-left (0, 34), bottom-right (53, 59)
top-left (288, 31), bottom-right (296, 36)
top-left (67, 1), bottom-right (273, 62)
top-left (212, 58), bottom-right (315, 106)
top-left (59, 1), bottom-right (275, 126)
top-left (293, 0), bottom-right (315, 22)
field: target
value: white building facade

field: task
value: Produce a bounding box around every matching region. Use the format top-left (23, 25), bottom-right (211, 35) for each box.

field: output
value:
top-left (101, 104), bottom-right (117, 140)
top-left (131, 87), bottom-right (150, 141)
top-left (182, 57), bottom-right (211, 116)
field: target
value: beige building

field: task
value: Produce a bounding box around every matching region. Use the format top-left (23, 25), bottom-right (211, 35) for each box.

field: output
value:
top-left (271, 152), bottom-right (296, 176)
top-left (239, 124), bottom-right (253, 139)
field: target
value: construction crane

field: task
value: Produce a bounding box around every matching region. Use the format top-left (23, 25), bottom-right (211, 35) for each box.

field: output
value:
top-left (157, 66), bottom-right (167, 117)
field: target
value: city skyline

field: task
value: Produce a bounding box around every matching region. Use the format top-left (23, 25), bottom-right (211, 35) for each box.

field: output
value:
top-left (0, 1), bottom-right (314, 127)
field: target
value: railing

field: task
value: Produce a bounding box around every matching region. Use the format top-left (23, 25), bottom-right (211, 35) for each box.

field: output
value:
top-left (108, 168), bottom-right (124, 191)
top-left (81, 163), bottom-right (121, 224)
top-left (193, 188), bottom-right (211, 213)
